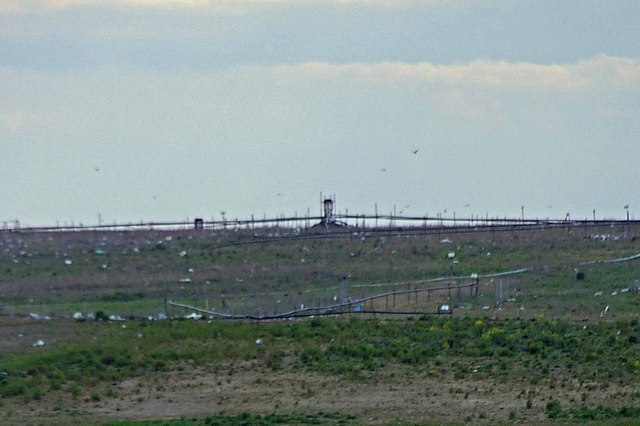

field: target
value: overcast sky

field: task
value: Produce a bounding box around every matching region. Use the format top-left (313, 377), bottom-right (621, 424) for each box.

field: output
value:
top-left (1, 0), bottom-right (639, 226)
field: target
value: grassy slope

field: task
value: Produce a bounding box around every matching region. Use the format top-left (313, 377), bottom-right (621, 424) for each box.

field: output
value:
top-left (1, 224), bottom-right (640, 424)
top-left (1, 223), bottom-right (639, 319)
top-left (1, 316), bottom-right (640, 424)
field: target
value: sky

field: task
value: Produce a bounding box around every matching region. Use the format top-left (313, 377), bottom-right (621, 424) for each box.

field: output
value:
top-left (1, 0), bottom-right (639, 227)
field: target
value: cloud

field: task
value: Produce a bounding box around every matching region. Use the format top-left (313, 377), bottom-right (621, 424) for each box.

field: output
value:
top-left (2, 54), bottom-right (639, 225)
top-left (0, 0), bottom-right (453, 15)
top-left (262, 55), bottom-right (640, 90)
top-left (2, 55), bottom-right (637, 137)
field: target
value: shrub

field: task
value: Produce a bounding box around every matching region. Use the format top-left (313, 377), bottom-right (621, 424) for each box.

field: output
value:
top-left (95, 310), bottom-right (109, 321)
top-left (265, 350), bottom-right (285, 371)
top-left (0, 378), bottom-right (27, 398)
top-left (546, 400), bottom-right (562, 418)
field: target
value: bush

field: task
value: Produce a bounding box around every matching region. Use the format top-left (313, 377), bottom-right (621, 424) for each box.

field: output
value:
top-left (265, 350), bottom-right (285, 371)
top-left (546, 400), bottom-right (562, 418)
top-left (95, 310), bottom-right (109, 321)
top-left (0, 378), bottom-right (27, 397)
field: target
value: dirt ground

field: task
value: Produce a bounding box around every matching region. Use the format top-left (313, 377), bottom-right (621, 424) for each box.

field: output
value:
top-left (2, 224), bottom-right (639, 425)
top-left (4, 359), bottom-right (638, 426)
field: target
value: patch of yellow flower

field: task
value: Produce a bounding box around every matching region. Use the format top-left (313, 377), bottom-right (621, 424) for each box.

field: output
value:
top-left (483, 326), bottom-right (505, 337)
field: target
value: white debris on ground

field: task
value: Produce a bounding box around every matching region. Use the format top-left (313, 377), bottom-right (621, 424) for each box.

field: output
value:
top-left (64, 259), bottom-right (72, 265)
top-left (593, 286), bottom-right (636, 298)
top-left (185, 312), bottom-right (201, 320)
top-left (589, 234), bottom-right (621, 241)
top-left (255, 338), bottom-right (263, 345)
top-left (73, 312), bottom-right (84, 320)
top-left (179, 278), bottom-right (192, 283)
top-left (447, 252), bottom-right (456, 259)
top-left (33, 339), bottom-right (45, 347)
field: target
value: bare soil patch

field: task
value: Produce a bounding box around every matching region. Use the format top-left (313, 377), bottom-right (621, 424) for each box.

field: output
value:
top-left (4, 361), bottom-right (639, 425)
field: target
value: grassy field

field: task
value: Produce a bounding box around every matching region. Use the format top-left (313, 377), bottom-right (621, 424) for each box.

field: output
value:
top-left (2, 222), bottom-right (639, 319)
top-left (1, 223), bottom-right (639, 424)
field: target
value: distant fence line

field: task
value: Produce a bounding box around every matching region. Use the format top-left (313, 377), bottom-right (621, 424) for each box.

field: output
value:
top-left (2, 214), bottom-right (638, 234)
top-left (167, 281), bottom-right (480, 321)
top-left (167, 268), bottom-right (531, 321)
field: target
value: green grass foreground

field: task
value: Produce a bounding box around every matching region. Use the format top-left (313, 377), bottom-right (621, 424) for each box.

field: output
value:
top-left (2, 317), bottom-right (639, 404)
top-left (101, 412), bottom-right (359, 426)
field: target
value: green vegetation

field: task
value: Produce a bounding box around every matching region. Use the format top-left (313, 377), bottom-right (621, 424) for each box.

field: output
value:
top-left (1, 317), bottom-right (639, 400)
top-left (1, 224), bottom-right (639, 424)
top-left (1, 223), bottom-right (639, 320)
top-left (102, 412), bottom-right (357, 426)
top-left (547, 400), bottom-right (640, 421)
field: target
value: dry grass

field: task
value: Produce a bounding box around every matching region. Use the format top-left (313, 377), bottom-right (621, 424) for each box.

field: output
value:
top-left (1, 223), bottom-right (640, 425)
